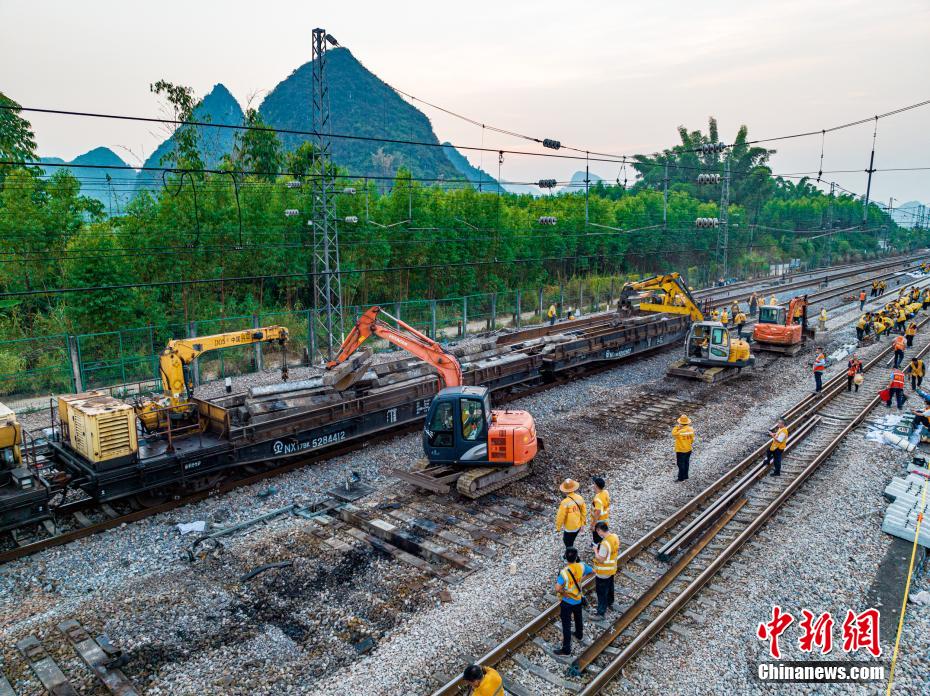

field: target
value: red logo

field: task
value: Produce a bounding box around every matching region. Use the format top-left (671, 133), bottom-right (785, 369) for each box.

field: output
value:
top-left (758, 607), bottom-right (881, 658)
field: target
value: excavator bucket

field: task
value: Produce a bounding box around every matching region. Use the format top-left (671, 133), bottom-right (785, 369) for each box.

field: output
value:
top-left (323, 348), bottom-right (374, 391)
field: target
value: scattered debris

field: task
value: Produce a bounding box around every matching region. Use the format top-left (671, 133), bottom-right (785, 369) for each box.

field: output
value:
top-left (176, 520), bottom-right (207, 535)
top-left (239, 559), bottom-right (294, 582)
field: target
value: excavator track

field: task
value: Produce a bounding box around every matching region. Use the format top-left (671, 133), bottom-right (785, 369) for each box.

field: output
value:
top-left (456, 464), bottom-right (531, 499)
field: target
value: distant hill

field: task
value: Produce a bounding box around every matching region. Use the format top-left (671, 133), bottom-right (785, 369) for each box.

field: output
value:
top-left (259, 48), bottom-right (458, 181)
top-left (39, 147), bottom-right (137, 215)
top-left (135, 83), bottom-right (244, 192)
top-left (558, 170), bottom-right (603, 194)
top-left (875, 200), bottom-right (927, 228)
top-left (441, 143), bottom-right (504, 193)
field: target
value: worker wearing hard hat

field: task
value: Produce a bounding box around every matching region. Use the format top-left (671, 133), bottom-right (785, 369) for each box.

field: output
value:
top-left (769, 295), bottom-right (778, 306)
top-left (893, 334), bottom-right (906, 368)
top-left (734, 309), bottom-right (747, 339)
top-left (910, 356), bottom-right (925, 391)
top-left (720, 308), bottom-right (729, 326)
top-left (764, 419), bottom-right (789, 476)
top-left (589, 476), bottom-right (610, 544)
top-left (671, 414), bottom-right (694, 482)
top-left (906, 321), bottom-right (918, 348)
top-left (818, 308), bottom-right (828, 333)
top-left (555, 479), bottom-right (587, 549)
top-left (812, 351), bottom-right (827, 393)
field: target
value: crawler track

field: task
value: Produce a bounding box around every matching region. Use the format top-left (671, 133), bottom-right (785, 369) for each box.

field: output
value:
top-left (430, 314), bottom-right (930, 695)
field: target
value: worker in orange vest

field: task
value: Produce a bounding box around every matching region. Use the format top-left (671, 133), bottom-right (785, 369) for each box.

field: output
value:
top-left (887, 368), bottom-right (907, 410)
top-left (812, 352), bottom-right (827, 393)
top-left (555, 479), bottom-right (587, 549)
top-left (893, 334), bottom-right (906, 368)
top-left (846, 354), bottom-right (863, 392)
top-left (764, 419), bottom-right (789, 476)
top-left (859, 289), bottom-right (867, 310)
top-left (462, 665), bottom-right (503, 696)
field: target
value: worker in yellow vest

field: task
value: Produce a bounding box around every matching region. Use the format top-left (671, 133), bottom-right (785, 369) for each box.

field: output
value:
top-left (592, 521), bottom-right (620, 617)
top-left (730, 300), bottom-right (740, 318)
top-left (906, 321), bottom-right (917, 348)
top-left (554, 547), bottom-right (594, 655)
top-left (555, 478), bottom-right (587, 549)
top-left (589, 476), bottom-right (610, 544)
top-left (547, 303), bottom-right (557, 326)
top-left (672, 414), bottom-right (694, 482)
top-left (462, 665), bottom-right (503, 696)
top-left (909, 356), bottom-right (924, 391)
top-left (769, 294), bottom-right (778, 306)
top-left (711, 308), bottom-right (720, 321)
top-left (818, 307), bottom-right (828, 333)
top-left (720, 308), bottom-right (729, 325)
top-left (764, 419), bottom-right (789, 476)
top-left (734, 310), bottom-right (747, 339)
top-left (923, 288), bottom-right (930, 311)
top-left (856, 315), bottom-right (868, 342)
top-left (896, 307), bottom-right (907, 333)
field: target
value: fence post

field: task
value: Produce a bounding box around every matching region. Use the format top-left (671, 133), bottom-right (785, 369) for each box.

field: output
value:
top-left (559, 284), bottom-right (565, 317)
top-left (462, 296), bottom-right (468, 337)
top-left (609, 278), bottom-right (615, 308)
top-left (430, 300), bottom-right (437, 338)
top-left (188, 321), bottom-right (200, 387)
top-left (253, 314), bottom-right (264, 372)
top-left (515, 290), bottom-right (522, 328)
top-left (537, 287), bottom-right (544, 319)
top-left (490, 293), bottom-right (497, 330)
top-left (307, 310), bottom-right (316, 365)
top-left (578, 283), bottom-right (584, 315)
top-left (68, 335), bottom-right (83, 393)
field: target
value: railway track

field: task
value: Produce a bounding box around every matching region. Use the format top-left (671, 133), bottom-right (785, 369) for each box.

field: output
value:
top-left (1, 259), bottom-right (924, 566)
top-left (430, 314), bottom-right (930, 695)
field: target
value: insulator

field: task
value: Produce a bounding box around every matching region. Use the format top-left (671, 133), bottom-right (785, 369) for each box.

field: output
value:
top-left (538, 179), bottom-right (558, 189)
top-left (284, 209), bottom-right (300, 217)
top-left (343, 187), bottom-right (357, 195)
top-left (542, 139), bottom-right (561, 150)
top-left (538, 216), bottom-right (557, 225)
top-left (285, 181), bottom-right (302, 189)
top-left (343, 216), bottom-right (359, 224)
top-left (697, 173), bottom-right (721, 185)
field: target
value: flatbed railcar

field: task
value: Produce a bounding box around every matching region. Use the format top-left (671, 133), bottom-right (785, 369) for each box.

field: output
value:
top-left (0, 313), bottom-right (688, 532)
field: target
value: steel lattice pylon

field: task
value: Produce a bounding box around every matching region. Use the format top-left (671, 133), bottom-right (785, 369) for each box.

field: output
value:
top-left (311, 28), bottom-right (343, 361)
top-left (715, 157), bottom-right (731, 281)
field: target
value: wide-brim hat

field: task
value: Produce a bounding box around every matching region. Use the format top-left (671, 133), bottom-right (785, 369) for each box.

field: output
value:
top-left (559, 478), bottom-right (580, 493)
top-left (677, 414), bottom-right (691, 425)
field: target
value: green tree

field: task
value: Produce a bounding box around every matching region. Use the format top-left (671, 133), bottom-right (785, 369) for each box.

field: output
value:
top-left (0, 92), bottom-right (39, 185)
top-left (150, 80), bottom-right (204, 171)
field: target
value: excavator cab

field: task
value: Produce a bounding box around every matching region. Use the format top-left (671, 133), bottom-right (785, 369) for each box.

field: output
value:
top-left (423, 386), bottom-right (492, 463)
top-left (685, 321), bottom-right (753, 368)
top-left (758, 305), bottom-right (787, 326)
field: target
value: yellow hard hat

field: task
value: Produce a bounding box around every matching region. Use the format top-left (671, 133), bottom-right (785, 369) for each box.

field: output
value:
top-left (559, 478), bottom-right (580, 493)
top-left (677, 414), bottom-right (691, 425)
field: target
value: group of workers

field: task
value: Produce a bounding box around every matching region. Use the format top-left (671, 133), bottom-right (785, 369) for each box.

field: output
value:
top-left (869, 279), bottom-right (889, 298)
top-left (854, 286), bottom-right (929, 344)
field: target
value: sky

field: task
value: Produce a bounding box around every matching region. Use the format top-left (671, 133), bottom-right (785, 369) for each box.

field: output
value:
top-left (2, 0), bottom-right (929, 205)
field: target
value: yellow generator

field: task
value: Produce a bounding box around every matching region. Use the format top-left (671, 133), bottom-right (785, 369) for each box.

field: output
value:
top-left (58, 392), bottom-right (138, 469)
top-left (0, 402), bottom-right (23, 474)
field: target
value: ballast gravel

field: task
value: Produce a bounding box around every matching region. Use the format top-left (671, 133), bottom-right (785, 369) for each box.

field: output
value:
top-left (1, 271), bottom-right (929, 695)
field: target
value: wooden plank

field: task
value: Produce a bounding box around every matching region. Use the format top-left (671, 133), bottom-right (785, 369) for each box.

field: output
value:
top-left (16, 635), bottom-right (78, 696)
top-left (57, 620), bottom-right (139, 696)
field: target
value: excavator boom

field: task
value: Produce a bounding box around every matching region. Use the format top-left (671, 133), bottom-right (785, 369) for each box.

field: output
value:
top-left (328, 306), bottom-right (463, 389)
top-left (160, 326), bottom-right (290, 399)
top-left (620, 273), bottom-right (705, 321)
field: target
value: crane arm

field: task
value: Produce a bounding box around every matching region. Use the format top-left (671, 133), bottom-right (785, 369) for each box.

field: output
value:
top-left (160, 326), bottom-right (290, 399)
top-left (328, 306), bottom-right (463, 388)
top-left (620, 273), bottom-right (705, 322)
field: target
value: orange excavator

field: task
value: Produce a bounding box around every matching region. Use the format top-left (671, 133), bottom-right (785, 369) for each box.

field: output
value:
top-left (327, 306), bottom-right (540, 498)
top-left (752, 295), bottom-right (814, 355)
